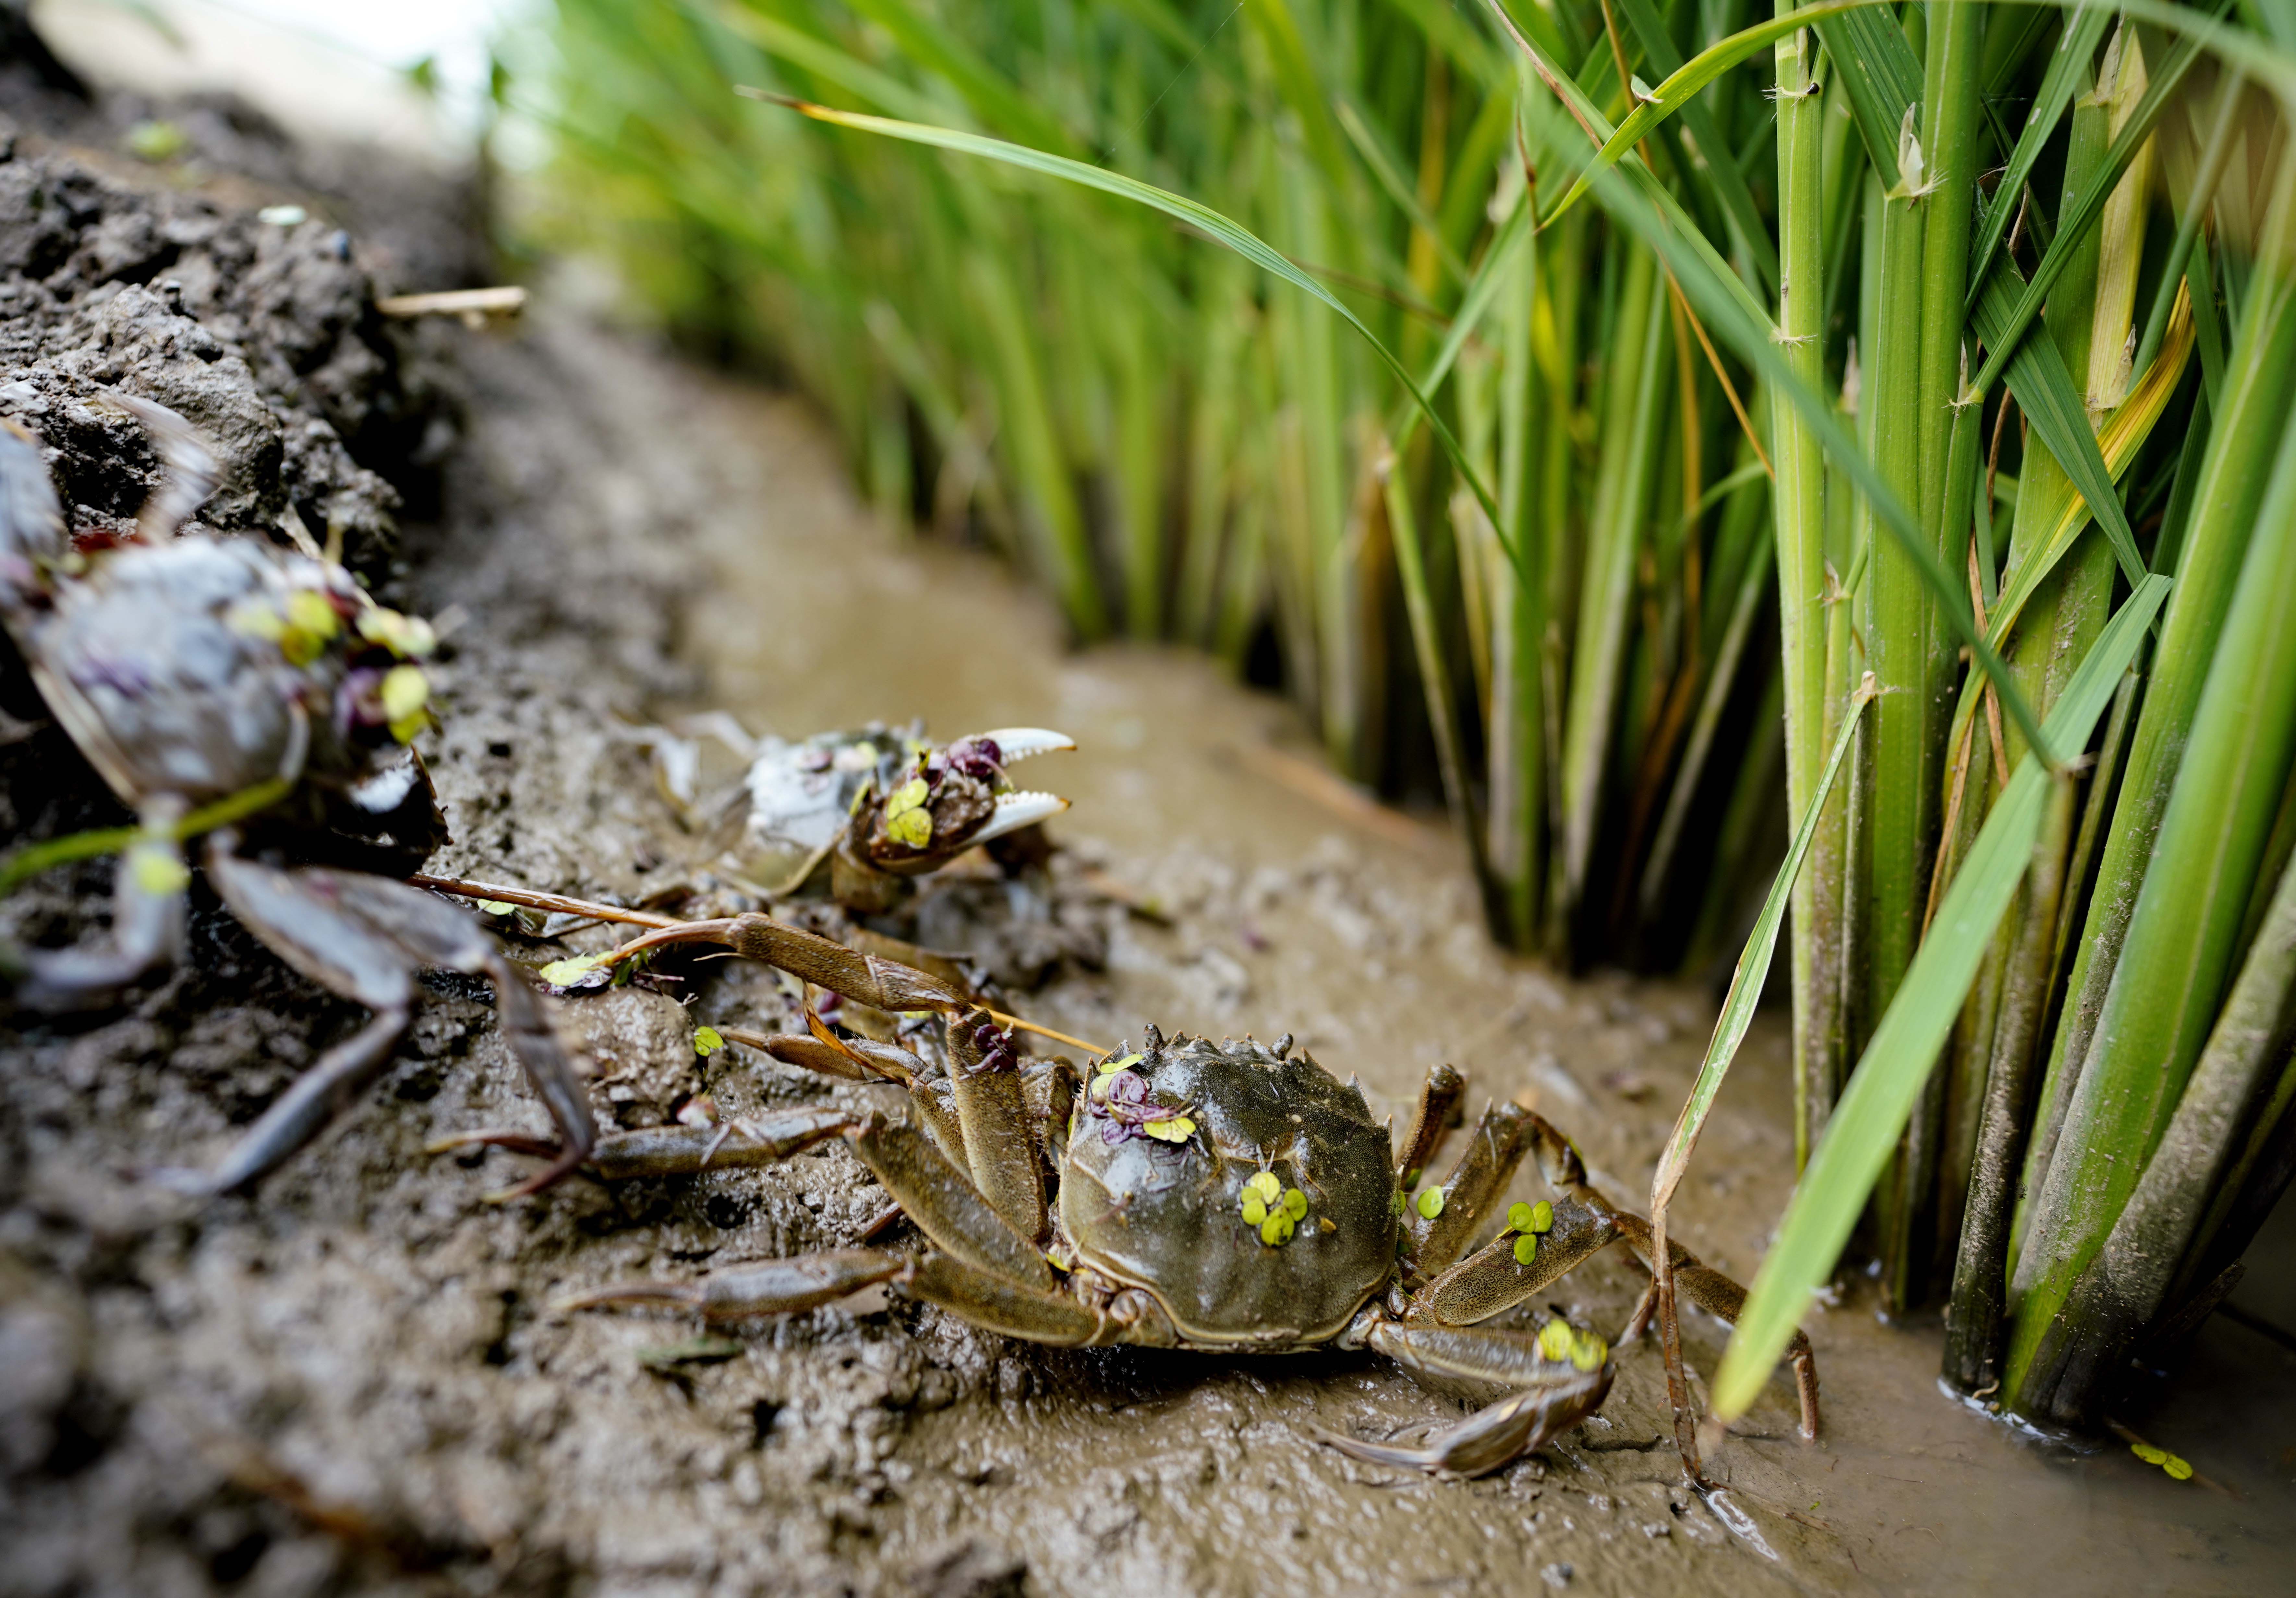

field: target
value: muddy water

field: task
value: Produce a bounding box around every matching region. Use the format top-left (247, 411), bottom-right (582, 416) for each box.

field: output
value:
top-left (583, 322), bottom-right (2292, 1593)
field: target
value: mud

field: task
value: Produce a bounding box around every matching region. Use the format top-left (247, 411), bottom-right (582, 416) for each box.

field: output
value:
top-left (1, 132), bottom-right (2291, 1598)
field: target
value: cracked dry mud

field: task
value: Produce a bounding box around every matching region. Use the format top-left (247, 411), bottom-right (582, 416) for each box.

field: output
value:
top-left (3, 165), bottom-right (2293, 1598)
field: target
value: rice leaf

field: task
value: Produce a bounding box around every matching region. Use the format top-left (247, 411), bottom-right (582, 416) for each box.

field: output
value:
top-left (1654, 672), bottom-right (1877, 1204)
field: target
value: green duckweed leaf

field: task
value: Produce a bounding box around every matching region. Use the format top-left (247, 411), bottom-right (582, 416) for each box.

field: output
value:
top-left (887, 806), bottom-right (933, 849)
top-left (538, 953), bottom-right (614, 991)
top-left (1513, 1233), bottom-right (1539, 1266)
top-left (1415, 1188), bottom-right (1445, 1221)
top-left (693, 1026), bottom-right (725, 1056)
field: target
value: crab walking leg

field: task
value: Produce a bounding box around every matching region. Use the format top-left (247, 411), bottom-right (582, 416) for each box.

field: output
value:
top-left (9, 805), bottom-right (188, 1009)
top-left (201, 846), bottom-right (597, 1196)
top-left (904, 1078), bottom-right (969, 1170)
top-left (1409, 1194), bottom-right (1619, 1326)
top-left (1409, 1099), bottom-right (1535, 1276)
top-left (435, 1108), bottom-right (853, 1180)
top-left (1322, 1319), bottom-right (1615, 1477)
top-left (331, 867), bottom-right (599, 1194)
top-left (559, 1250), bottom-right (904, 1320)
top-left (1023, 1057), bottom-right (1079, 1175)
top-left (947, 1018), bottom-right (1048, 1242)
top-left (725, 914), bottom-right (970, 1011)
top-left (1524, 1111), bottom-right (1821, 1440)
top-left (847, 1116), bottom-right (1055, 1289)
top-left (899, 1251), bottom-right (1106, 1346)
top-left (1606, 1208), bottom-right (1821, 1442)
top-left (1394, 1063), bottom-right (1467, 1188)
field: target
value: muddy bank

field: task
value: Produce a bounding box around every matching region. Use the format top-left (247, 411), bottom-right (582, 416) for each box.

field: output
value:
top-left (0, 129), bottom-right (2290, 1598)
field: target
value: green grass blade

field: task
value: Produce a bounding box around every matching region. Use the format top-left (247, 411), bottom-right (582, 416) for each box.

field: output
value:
top-left (1712, 572), bottom-right (2173, 1419)
top-left (1810, 4), bottom-right (1921, 166)
top-left (1502, 73), bottom-right (2058, 767)
top-left (743, 90), bottom-right (1511, 548)
top-left (1966, 11), bottom-right (2223, 328)
top-left (1540, 0), bottom-right (1890, 229)
top-left (1965, 4), bottom-right (2114, 292)
top-left (836, 0), bottom-right (1083, 154)
top-left (2007, 401), bottom-right (2296, 1416)
top-left (1805, 3), bottom-right (2151, 595)
top-left (1654, 672), bottom-right (1877, 1202)
top-left (1608, 0), bottom-right (1781, 293)
top-left (1384, 448), bottom-right (1502, 924)
top-left (1334, 96), bottom-right (1470, 285)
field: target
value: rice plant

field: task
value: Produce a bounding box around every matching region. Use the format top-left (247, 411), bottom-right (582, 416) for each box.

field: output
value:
top-left (530, 0), bottom-right (2296, 1434)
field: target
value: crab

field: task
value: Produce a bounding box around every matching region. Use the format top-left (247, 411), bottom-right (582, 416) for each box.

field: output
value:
top-left (742, 721), bottom-right (1073, 911)
top-left (453, 915), bottom-right (1820, 1476)
top-left (0, 397), bottom-right (595, 1195)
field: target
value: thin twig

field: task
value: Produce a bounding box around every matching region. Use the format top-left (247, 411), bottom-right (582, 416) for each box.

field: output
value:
top-left (409, 873), bottom-right (681, 928)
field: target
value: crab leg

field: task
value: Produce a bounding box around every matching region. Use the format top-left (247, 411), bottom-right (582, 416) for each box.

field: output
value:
top-left (557, 1250), bottom-right (904, 1319)
top-left (1524, 1111), bottom-right (1821, 1441)
top-left (847, 1116), bottom-right (1053, 1289)
top-left (627, 913), bottom-right (970, 1013)
top-left (1408, 1194), bottom-right (1619, 1326)
top-left (900, 1251), bottom-right (1106, 1345)
top-left (1323, 1318), bottom-right (1615, 1477)
top-left (1408, 1098), bottom-right (1536, 1276)
top-left (9, 806), bottom-right (187, 1010)
top-left (947, 1018), bottom-right (1047, 1243)
top-left (198, 846), bottom-right (597, 1197)
top-left (1394, 1063), bottom-right (1466, 1188)
top-left (436, 1108), bottom-right (853, 1180)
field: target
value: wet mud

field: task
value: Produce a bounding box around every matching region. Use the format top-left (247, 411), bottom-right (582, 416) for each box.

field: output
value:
top-left (1, 134), bottom-right (2291, 1597)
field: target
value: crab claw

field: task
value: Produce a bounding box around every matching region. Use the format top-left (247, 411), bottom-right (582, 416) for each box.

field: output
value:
top-left (961, 729), bottom-right (1072, 846)
top-left (974, 788), bottom-right (1070, 845)
top-left (971, 728), bottom-right (1076, 764)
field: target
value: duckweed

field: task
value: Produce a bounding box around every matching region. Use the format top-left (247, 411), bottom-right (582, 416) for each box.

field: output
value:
top-left (1241, 1172), bottom-right (1305, 1245)
top-left (1570, 1329), bottom-right (1608, 1371)
top-left (1415, 1188), bottom-right (1445, 1221)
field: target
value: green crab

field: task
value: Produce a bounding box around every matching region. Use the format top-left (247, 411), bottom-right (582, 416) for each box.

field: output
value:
top-left (456, 916), bottom-right (1820, 1476)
